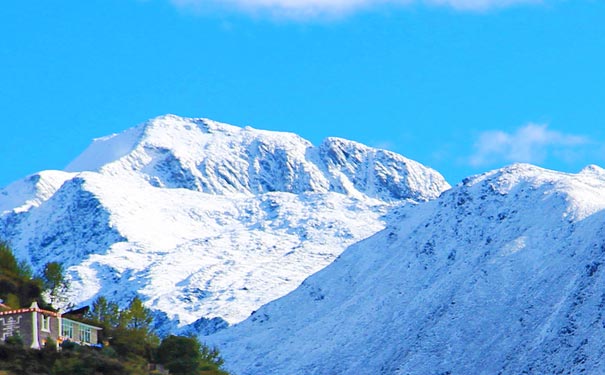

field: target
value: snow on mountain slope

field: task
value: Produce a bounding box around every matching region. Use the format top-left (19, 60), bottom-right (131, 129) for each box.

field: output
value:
top-left (0, 114), bottom-right (449, 333)
top-left (207, 163), bottom-right (605, 375)
top-left (66, 115), bottom-right (446, 200)
top-left (0, 170), bottom-right (74, 215)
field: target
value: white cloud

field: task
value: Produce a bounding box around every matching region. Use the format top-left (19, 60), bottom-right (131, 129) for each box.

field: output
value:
top-left (169, 0), bottom-right (541, 18)
top-left (425, 0), bottom-right (539, 11)
top-left (468, 123), bottom-right (589, 167)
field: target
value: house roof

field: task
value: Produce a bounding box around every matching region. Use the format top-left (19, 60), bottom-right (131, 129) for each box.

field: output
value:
top-left (1, 302), bottom-right (55, 316)
top-left (0, 301), bottom-right (102, 330)
top-left (63, 305), bottom-right (90, 318)
top-left (0, 303), bottom-right (13, 311)
top-left (0, 305), bottom-right (60, 317)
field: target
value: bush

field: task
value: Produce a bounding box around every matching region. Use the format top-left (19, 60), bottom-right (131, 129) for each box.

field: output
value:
top-left (158, 335), bottom-right (228, 375)
top-left (4, 335), bottom-right (23, 348)
top-left (60, 340), bottom-right (78, 351)
top-left (52, 349), bottom-right (126, 375)
top-left (42, 338), bottom-right (57, 353)
top-left (0, 241), bottom-right (44, 309)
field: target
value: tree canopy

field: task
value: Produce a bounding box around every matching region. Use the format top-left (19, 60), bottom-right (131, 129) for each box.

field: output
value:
top-left (0, 241), bottom-right (42, 309)
top-left (157, 335), bottom-right (228, 375)
top-left (0, 240), bottom-right (232, 375)
top-left (40, 261), bottom-right (70, 309)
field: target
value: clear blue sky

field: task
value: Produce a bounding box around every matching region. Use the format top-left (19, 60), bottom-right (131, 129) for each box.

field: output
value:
top-left (2, 0), bottom-right (604, 188)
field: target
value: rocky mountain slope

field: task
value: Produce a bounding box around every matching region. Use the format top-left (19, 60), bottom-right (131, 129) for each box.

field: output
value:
top-left (207, 163), bottom-right (605, 374)
top-left (0, 114), bottom-right (449, 333)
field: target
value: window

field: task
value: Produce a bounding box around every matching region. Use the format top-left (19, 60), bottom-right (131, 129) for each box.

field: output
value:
top-left (41, 315), bottom-right (50, 332)
top-left (79, 326), bottom-right (91, 343)
top-left (62, 319), bottom-right (73, 339)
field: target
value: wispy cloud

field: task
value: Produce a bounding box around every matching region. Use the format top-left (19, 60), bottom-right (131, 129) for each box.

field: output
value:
top-left (468, 123), bottom-right (589, 167)
top-left (169, 0), bottom-right (541, 18)
top-left (425, 0), bottom-right (540, 11)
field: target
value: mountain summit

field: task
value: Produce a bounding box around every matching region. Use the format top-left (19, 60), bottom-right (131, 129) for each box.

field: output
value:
top-left (0, 115), bottom-right (449, 332)
top-left (65, 115), bottom-right (446, 201)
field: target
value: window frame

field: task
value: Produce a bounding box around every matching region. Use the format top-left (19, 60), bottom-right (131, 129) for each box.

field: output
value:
top-left (62, 319), bottom-right (74, 339)
top-left (41, 314), bottom-right (51, 332)
top-left (79, 326), bottom-right (91, 343)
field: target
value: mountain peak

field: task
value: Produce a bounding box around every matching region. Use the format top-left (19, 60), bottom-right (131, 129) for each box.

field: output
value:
top-left (64, 114), bottom-right (449, 200)
top-left (579, 164), bottom-right (605, 178)
top-left (464, 163), bottom-right (605, 191)
top-left (1, 114), bottom-right (450, 333)
top-left (141, 115), bottom-right (240, 139)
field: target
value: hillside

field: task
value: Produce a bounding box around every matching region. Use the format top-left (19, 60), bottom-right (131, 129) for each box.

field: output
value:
top-left (207, 163), bottom-right (605, 374)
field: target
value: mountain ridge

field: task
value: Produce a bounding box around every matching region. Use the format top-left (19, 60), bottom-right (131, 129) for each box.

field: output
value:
top-left (65, 115), bottom-right (447, 200)
top-left (206, 162), bottom-right (605, 375)
top-left (0, 114), bottom-right (449, 334)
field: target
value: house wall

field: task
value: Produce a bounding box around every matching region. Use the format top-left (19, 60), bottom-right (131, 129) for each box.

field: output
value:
top-left (1, 311), bottom-right (100, 349)
top-left (0, 312), bottom-right (33, 347)
top-left (62, 318), bottom-right (101, 345)
top-left (91, 327), bottom-right (99, 344)
top-left (38, 313), bottom-right (61, 347)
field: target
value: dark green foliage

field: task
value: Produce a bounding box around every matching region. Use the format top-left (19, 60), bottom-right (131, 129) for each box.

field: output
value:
top-left (157, 335), bottom-right (201, 374)
top-left (87, 295), bottom-right (159, 362)
top-left (0, 241), bottom-right (43, 308)
top-left (0, 241), bottom-right (232, 375)
top-left (121, 297), bottom-right (153, 330)
top-left (41, 262), bottom-right (64, 291)
top-left (42, 338), bottom-right (57, 353)
top-left (200, 344), bottom-right (224, 369)
top-left (4, 334), bottom-right (23, 348)
top-left (51, 347), bottom-right (126, 375)
top-left (0, 332), bottom-right (127, 375)
top-left (0, 241), bottom-right (33, 282)
top-left (2, 294), bottom-right (20, 310)
top-left (0, 343), bottom-right (125, 375)
top-left (60, 340), bottom-right (78, 351)
top-left (110, 325), bottom-right (152, 359)
top-left (0, 241), bottom-right (21, 277)
top-left (158, 335), bottom-right (228, 375)
top-left (40, 261), bottom-right (70, 309)
top-left (16, 260), bottom-right (32, 279)
top-left (84, 296), bottom-right (121, 345)
top-left (88, 296), bottom-right (120, 328)
top-left (100, 345), bottom-right (118, 359)
top-left (0, 342), bottom-right (50, 375)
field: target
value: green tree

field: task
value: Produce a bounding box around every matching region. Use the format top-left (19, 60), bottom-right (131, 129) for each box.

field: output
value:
top-left (87, 296), bottom-right (120, 327)
top-left (4, 293), bottom-right (21, 309)
top-left (157, 335), bottom-right (228, 375)
top-left (0, 241), bottom-right (31, 280)
top-left (0, 241), bottom-right (20, 277)
top-left (157, 335), bottom-right (202, 375)
top-left (40, 262), bottom-right (69, 308)
top-left (200, 345), bottom-right (225, 370)
top-left (16, 260), bottom-right (32, 279)
top-left (121, 297), bottom-right (152, 331)
top-left (110, 297), bottom-right (158, 361)
top-left (0, 241), bottom-right (43, 308)
top-left (88, 295), bottom-right (108, 322)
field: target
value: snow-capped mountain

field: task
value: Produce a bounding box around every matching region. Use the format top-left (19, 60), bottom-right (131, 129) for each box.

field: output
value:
top-left (0, 114), bottom-right (449, 333)
top-left (207, 163), bottom-right (605, 375)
